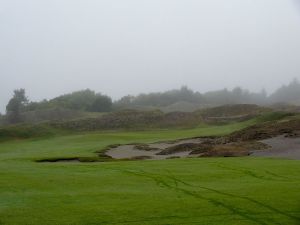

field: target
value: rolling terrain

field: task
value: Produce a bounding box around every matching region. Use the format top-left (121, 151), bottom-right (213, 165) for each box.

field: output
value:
top-left (0, 106), bottom-right (300, 225)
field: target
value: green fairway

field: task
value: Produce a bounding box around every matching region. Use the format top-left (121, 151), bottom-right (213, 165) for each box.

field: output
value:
top-left (0, 122), bottom-right (300, 225)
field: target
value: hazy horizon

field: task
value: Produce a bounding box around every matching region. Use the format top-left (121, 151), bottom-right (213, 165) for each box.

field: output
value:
top-left (1, 0), bottom-right (300, 113)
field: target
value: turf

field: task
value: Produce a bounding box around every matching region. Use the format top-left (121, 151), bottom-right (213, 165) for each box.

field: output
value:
top-left (0, 121), bottom-right (299, 225)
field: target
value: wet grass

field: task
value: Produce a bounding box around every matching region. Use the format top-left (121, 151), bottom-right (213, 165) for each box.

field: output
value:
top-left (0, 120), bottom-right (300, 225)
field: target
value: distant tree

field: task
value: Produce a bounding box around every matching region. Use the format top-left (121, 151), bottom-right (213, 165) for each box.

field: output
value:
top-left (114, 95), bottom-right (134, 109)
top-left (270, 78), bottom-right (300, 103)
top-left (0, 112), bottom-right (5, 126)
top-left (89, 95), bottom-right (112, 112)
top-left (6, 89), bottom-right (28, 123)
top-left (50, 89), bottom-right (97, 110)
top-left (20, 89), bottom-right (114, 113)
top-left (260, 88), bottom-right (267, 98)
top-left (117, 86), bottom-right (204, 108)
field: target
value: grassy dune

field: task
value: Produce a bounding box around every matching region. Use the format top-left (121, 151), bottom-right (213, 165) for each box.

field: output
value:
top-left (0, 119), bottom-right (300, 225)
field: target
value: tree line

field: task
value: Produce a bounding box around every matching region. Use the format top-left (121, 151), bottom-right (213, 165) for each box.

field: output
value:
top-left (3, 79), bottom-right (300, 124)
top-left (5, 89), bottom-right (112, 124)
top-left (114, 79), bottom-right (300, 108)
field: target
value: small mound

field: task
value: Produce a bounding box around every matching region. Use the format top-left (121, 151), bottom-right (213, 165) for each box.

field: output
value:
top-left (200, 104), bottom-right (269, 123)
top-left (134, 144), bottom-right (159, 151)
top-left (156, 143), bottom-right (202, 155)
top-left (201, 104), bottom-right (268, 117)
top-left (189, 144), bottom-right (214, 155)
top-left (200, 149), bottom-right (250, 157)
top-left (199, 141), bottom-right (270, 157)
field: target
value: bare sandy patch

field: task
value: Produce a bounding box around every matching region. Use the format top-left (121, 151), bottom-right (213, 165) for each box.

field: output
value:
top-left (253, 136), bottom-right (300, 160)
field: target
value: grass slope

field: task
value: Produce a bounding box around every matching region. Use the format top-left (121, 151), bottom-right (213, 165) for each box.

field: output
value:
top-left (0, 120), bottom-right (256, 161)
top-left (0, 111), bottom-right (293, 142)
top-left (0, 120), bottom-right (299, 225)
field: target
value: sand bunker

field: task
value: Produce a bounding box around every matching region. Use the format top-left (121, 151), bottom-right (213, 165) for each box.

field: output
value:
top-left (106, 145), bottom-right (192, 160)
top-left (105, 138), bottom-right (205, 160)
top-left (38, 135), bottom-right (300, 163)
top-left (252, 136), bottom-right (300, 160)
top-left (105, 137), bottom-right (265, 160)
top-left (105, 135), bottom-right (300, 160)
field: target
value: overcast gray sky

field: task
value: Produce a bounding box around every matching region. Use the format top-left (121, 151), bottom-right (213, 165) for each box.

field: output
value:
top-left (1, 0), bottom-right (300, 113)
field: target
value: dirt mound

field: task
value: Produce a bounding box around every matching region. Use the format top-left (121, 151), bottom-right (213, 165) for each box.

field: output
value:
top-left (189, 144), bottom-right (214, 154)
top-left (157, 143), bottom-right (204, 155)
top-left (133, 144), bottom-right (159, 151)
top-left (196, 141), bottom-right (269, 157)
top-left (201, 149), bottom-right (250, 157)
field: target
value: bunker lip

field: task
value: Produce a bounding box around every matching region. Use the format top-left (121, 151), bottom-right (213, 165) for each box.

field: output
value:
top-left (35, 156), bottom-right (112, 163)
top-left (36, 157), bottom-right (81, 163)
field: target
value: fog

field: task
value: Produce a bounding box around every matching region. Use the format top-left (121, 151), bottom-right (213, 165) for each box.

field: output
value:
top-left (1, 0), bottom-right (300, 113)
